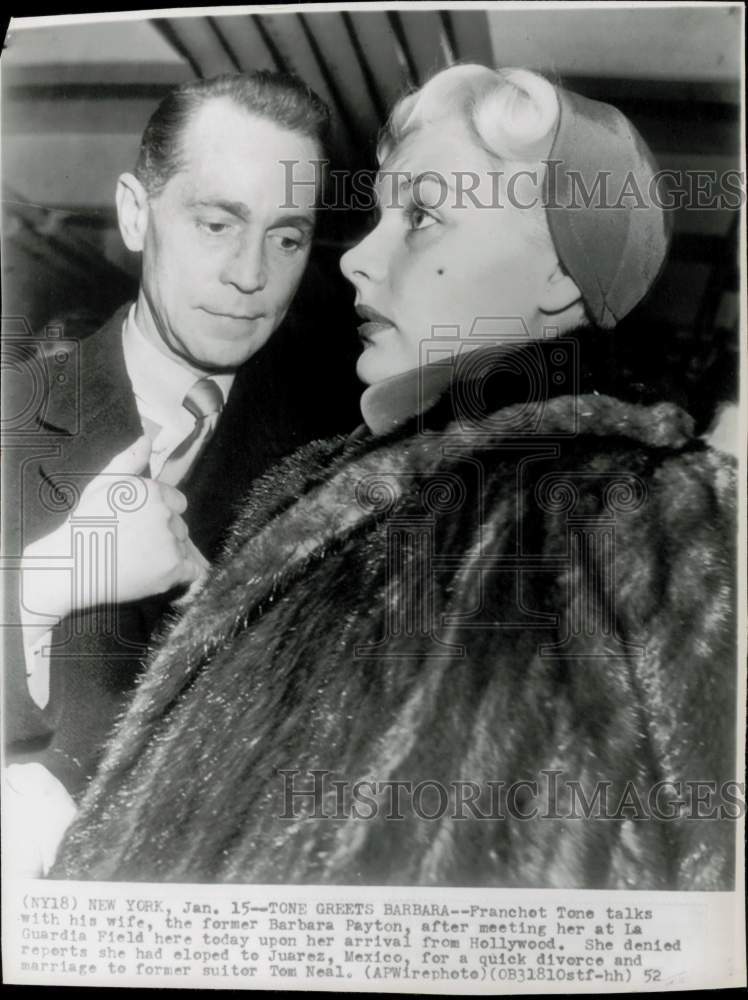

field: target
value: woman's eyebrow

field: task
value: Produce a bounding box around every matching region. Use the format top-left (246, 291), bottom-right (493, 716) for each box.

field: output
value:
top-left (374, 172), bottom-right (412, 209)
top-left (412, 172), bottom-right (456, 196)
top-left (374, 171), bottom-right (457, 208)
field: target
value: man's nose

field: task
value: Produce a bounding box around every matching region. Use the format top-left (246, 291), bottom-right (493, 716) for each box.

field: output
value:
top-left (221, 237), bottom-right (268, 293)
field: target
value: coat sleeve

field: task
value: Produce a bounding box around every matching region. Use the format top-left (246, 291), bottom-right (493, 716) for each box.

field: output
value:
top-left (612, 445), bottom-right (738, 888)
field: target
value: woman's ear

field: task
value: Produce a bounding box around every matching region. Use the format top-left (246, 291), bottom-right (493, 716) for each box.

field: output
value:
top-left (116, 173), bottom-right (149, 252)
top-left (539, 260), bottom-right (582, 316)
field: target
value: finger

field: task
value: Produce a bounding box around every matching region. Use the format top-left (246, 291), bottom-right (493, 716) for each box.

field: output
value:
top-left (97, 434), bottom-right (152, 478)
top-left (172, 574), bottom-right (207, 609)
top-left (158, 483), bottom-right (188, 515)
top-left (162, 551), bottom-right (196, 593)
top-left (184, 538), bottom-right (211, 575)
top-left (178, 541), bottom-right (210, 599)
top-left (174, 553), bottom-right (203, 590)
top-left (168, 512), bottom-right (189, 542)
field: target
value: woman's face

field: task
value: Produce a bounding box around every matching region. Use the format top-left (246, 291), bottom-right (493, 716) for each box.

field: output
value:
top-left (340, 117), bottom-right (559, 385)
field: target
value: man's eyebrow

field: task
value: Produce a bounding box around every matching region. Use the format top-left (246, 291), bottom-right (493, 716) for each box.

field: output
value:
top-left (270, 213), bottom-right (315, 232)
top-left (186, 198), bottom-right (250, 221)
top-left (186, 199), bottom-right (314, 231)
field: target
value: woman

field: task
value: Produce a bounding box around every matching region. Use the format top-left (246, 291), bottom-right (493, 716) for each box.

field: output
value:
top-left (52, 66), bottom-right (737, 888)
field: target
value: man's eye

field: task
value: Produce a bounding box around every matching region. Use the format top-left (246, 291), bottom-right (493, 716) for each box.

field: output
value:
top-left (269, 231), bottom-right (306, 253)
top-left (198, 220), bottom-right (232, 235)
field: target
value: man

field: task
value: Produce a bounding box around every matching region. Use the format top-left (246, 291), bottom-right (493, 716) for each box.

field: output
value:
top-left (3, 71), bottom-right (332, 863)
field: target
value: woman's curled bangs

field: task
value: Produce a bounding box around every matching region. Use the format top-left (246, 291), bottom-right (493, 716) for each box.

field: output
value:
top-left (376, 64), bottom-right (560, 169)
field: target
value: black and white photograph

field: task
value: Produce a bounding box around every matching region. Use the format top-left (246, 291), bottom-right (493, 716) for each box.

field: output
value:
top-left (1, 2), bottom-right (745, 991)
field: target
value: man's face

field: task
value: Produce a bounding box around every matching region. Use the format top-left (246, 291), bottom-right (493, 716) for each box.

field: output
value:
top-left (136, 98), bottom-right (320, 372)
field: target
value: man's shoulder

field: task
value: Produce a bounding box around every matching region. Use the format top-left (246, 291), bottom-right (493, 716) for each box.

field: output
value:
top-left (31, 303), bottom-right (133, 433)
top-left (36, 303), bottom-right (130, 368)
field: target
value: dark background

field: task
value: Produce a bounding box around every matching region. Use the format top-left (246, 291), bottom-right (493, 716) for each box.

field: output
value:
top-left (1, 7), bottom-right (742, 435)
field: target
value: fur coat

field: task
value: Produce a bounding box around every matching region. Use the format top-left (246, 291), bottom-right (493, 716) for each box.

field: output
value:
top-left (52, 361), bottom-right (738, 889)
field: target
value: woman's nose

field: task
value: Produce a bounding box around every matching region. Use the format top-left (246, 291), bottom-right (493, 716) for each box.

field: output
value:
top-left (340, 223), bottom-right (386, 287)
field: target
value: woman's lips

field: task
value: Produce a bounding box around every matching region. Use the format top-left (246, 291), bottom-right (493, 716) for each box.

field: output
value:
top-left (356, 305), bottom-right (395, 343)
top-left (358, 320), bottom-right (394, 343)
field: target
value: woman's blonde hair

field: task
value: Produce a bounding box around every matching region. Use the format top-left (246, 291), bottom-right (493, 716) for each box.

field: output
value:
top-left (378, 64), bottom-right (565, 263)
top-left (379, 64), bottom-right (671, 332)
top-left (378, 64), bottom-right (560, 169)
top-left (376, 61), bottom-right (585, 328)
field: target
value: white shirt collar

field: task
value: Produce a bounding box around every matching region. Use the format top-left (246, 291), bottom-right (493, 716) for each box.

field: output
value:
top-left (122, 304), bottom-right (235, 479)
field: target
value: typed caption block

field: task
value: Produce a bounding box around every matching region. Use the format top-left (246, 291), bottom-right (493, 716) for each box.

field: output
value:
top-left (3, 880), bottom-right (745, 992)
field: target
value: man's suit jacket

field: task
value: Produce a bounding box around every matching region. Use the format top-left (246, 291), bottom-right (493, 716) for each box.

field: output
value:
top-left (4, 302), bottom-right (352, 795)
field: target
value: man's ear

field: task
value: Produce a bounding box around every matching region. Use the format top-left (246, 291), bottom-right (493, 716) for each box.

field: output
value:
top-left (116, 172), bottom-right (149, 252)
top-left (538, 260), bottom-right (582, 316)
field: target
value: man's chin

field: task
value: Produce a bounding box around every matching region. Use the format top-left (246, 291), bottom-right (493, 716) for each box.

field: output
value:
top-left (190, 352), bottom-right (254, 374)
top-left (186, 332), bottom-right (273, 373)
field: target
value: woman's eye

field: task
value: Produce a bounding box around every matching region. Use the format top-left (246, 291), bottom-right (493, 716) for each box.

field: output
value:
top-left (407, 206), bottom-right (437, 232)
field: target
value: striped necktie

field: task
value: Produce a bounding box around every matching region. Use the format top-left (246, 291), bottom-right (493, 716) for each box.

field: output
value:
top-left (158, 377), bottom-right (224, 486)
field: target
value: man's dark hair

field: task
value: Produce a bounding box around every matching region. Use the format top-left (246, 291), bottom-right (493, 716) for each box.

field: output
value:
top-left (134, 71), bottom-right (330, 195)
